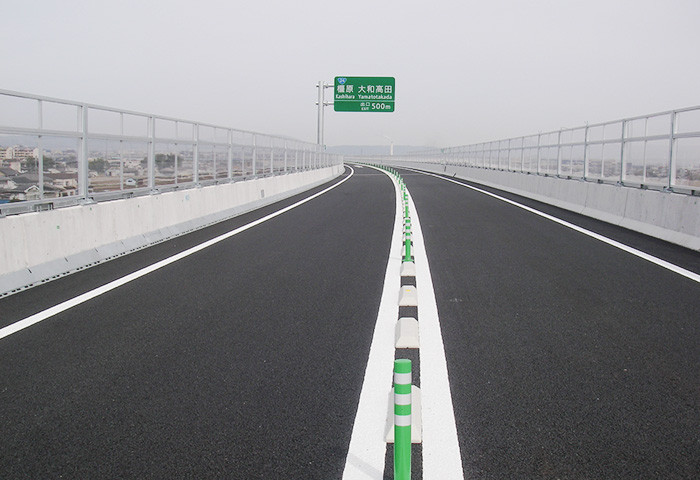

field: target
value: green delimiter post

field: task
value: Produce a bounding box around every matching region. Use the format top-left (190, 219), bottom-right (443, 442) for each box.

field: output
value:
top-left (394, 359), bottom-right (412, 480)
top-left (403, 236), bottom-right (412, 263)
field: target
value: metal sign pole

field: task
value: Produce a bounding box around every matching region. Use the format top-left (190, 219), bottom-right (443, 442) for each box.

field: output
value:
top-left (316, 80), bottom-right (322, 145)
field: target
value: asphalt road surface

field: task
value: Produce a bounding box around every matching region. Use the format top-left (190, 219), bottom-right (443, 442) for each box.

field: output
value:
top-left (402, 168), bottom-right (700, 479)
top-left (2, 164), bottom-right (700, 479)
top-left (1, 166), bottom-right (395, 479)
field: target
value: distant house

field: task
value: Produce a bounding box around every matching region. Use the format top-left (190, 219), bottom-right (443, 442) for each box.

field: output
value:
top-left (51, 173), bottom-right (78, 190)
top-left (0, 177), bottom-right (17, 191)
top-left (0, 167), bottom-right (19, 177)
top-left (10, 174), bottom-right (68, 199)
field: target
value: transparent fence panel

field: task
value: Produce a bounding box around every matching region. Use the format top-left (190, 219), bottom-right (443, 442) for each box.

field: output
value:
top-left (602, 143), bottom-right (622, 181)
top-left (673, 137), bottom-right (700, 188)
top-left (540, 146), bottom-right (558, 175)
top-left (155, 142), bottom-right (177, 186)
top-left (385, 104), bottom-right (696, 194)
top-left (523, 148), bottom-right (538, 173)
top-left (510, 145), bottom-right (522, 171)
top-left (88, 108), bottom-right (121, 135)
top-left (177, 122), bottom-right (195, 141)
top-left (43, 136), bottom-right (79, 198)
top-left (199, 125), bottom-right (217, 143)
top-left (176, 145), bottom-right (195, 184)
top-left (243, 146), bottom-right (254, 176)
top-left (273, 147), bottom-right (285, 173)
top-left (623, 140), bottom-right (670, 186)
top-left (605, 122), bottom-right (623, 141)
top-left (0, 95), bottom-right (38, 129)
top-left (155, 119), bottom-right (178, 140)
top-left (588, 125), bottom-right (605, 143)
top-left (1, 134), bottom-right (36, 202)
top-left (647, 114), bottom-right (672, 137)
top-left (42, 101), bottom-right (80, 132)
top-left (121, 141), bottom-right (149, 190)
top-left (586, 144), bottom-right (603, 180)
top-left (123, 113), bottom-right (149, 138)
top-left (88, 138), bottom-right (125, 193)
top-left (232, 145), bottom-right (245, 177)
top-left (560, 145), bottom-right (573, 177)
top-left (198, 144), bottom-right (215, 182)
top-left (623, 141), bottom-right (645, 184)
top-left (1, 90), bottom-right (342, 214)
top-left (676, 109), bottom-right (700, 135)
top-left (571, 145), bottom-right (585, 177)
top-left (214, 145), bottom-right (228, 180)
top-left (571, 127), bottom-right (586, 144)
top-left (644, 140), bottom-right (671, 186)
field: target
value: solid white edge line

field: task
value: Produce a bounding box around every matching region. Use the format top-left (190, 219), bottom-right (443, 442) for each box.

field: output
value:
top-left (407, 184), bottom-right (465, 479)
top-left (405, 168), bottom-right (700, 285)
top-left (0, 166), bottom-right (355, 341)
top-left (342, 166), bottom-right (403, 479)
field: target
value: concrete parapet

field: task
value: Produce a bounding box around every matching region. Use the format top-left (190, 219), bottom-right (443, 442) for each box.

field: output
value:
top-left (387, 161), bottom-right (700, 252)
top-left (0, 165), bottom-right (344, 296)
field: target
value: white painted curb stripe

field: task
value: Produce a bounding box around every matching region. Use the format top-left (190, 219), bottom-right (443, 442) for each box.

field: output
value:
top-left (0, 167), bottom-right (355, 341)
top-left (407, 187), bottom-right (465, 479)
top-left (342, 168), bottom-right (404, 479)
top-left (342, 165), bottom-right (464, 479)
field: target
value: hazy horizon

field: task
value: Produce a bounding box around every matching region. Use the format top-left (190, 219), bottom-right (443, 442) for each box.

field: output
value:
top-left (3, 0), bottom-right (700, 149)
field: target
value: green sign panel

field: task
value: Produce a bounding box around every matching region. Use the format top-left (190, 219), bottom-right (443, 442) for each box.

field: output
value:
top-left (334, 76), bottom-right (395, 112)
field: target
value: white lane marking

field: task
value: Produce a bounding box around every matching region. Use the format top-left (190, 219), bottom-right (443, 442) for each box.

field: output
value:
top-left (408, 168), bottom-right (700, 285)
top-left (407, 189), bottom-right (465, 479)
top-left (0, 167), bottom-right (355, 341)
top-left (342, 166), bottom-right (464, 479)
top-left (342, 169), bottom-right (403, 479)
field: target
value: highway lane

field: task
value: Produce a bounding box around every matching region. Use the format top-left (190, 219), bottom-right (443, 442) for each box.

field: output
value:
top-left (0, 166), bottom-right (395, 479)
top-left (403, 169), bottom-right (700, 479)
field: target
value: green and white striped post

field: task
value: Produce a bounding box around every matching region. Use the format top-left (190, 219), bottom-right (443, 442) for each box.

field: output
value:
top-left (403, 236), bottom-right (412, 263)
top-left (394, 359), bottom-right (412, 480)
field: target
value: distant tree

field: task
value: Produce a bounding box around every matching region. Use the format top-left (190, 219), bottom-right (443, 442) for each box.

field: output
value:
top-left (89, 158), bottom-right (108, 173)
top-left (23, 157), bottom-right (38, 173)
top-left (43, 156), bottom-right (55, 171)
top-left (155, 153), bottom-right (176, 169)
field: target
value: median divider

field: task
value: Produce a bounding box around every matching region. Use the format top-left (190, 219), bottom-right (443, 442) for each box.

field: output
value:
top-left (361, 162), bottom-right (422, 479)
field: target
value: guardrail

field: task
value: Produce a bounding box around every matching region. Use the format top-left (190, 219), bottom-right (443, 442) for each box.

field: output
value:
top-left (0, 89), bottom-right (342, 216)
top-left (384, 106), bottom-right (700, 195)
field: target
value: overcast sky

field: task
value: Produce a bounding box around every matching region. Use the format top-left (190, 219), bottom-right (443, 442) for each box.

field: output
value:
top-left (2, 0), bottom-right (699, 148)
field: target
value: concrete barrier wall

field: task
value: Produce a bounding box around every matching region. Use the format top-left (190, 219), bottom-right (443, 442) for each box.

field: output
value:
top-left (386, 161), bottom-right (700, 252)
top-left (0, 165), bottom-right (344, 295)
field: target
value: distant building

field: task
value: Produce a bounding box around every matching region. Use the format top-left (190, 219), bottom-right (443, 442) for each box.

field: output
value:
top-left (2, 146), bottom-right (39, 160)
top-left (0, 167), bottom-right (19, 177)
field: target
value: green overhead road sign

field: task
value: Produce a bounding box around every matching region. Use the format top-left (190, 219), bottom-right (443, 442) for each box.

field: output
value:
top-left (334, 76), bottom-right (395, 112)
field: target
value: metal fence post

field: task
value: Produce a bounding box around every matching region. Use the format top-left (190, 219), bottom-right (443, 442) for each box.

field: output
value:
top-left (668, 110), bottom-right (676, 190)
top-left (193, 124), bottom-right (200, 185)
top-left (620, 119), bottom-right (627, 185)
top-left (148, 115), bottom-right (155, 192)
top-left (227, 129), bottom-right (233, 181)
top-left (78, 104), bottom-right (89, 200)
top-left (252, 134), bottom-right (257, 177)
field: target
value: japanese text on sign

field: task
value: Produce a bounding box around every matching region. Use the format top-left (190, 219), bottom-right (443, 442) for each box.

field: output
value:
top-left (334, 76), bottom-right (395, 112)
